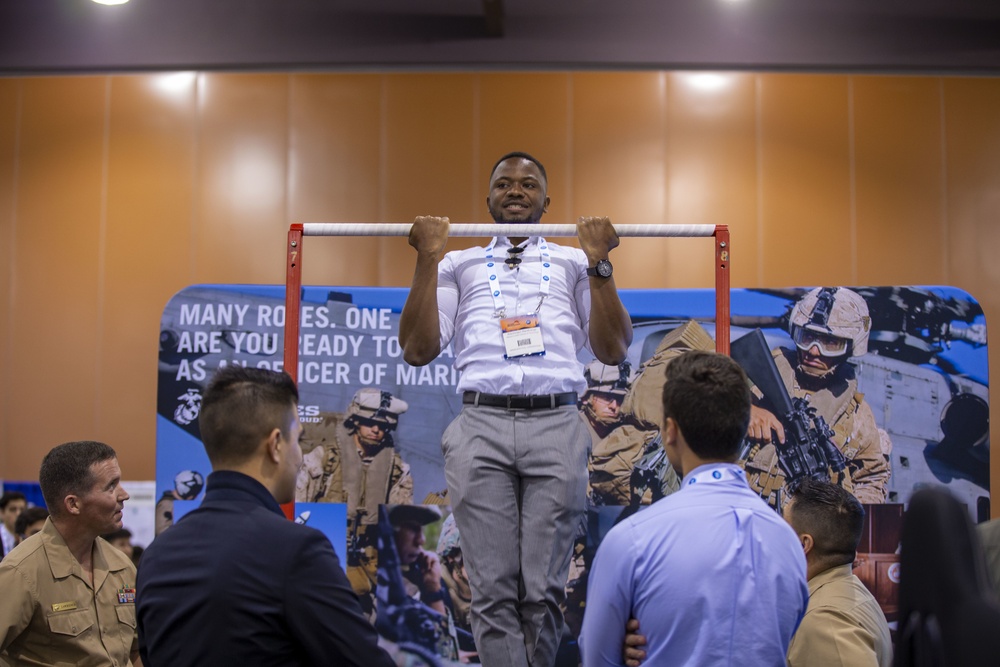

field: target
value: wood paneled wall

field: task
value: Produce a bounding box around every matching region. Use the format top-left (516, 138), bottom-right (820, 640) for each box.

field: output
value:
top-left (1, 72), bottom-right (998, 512)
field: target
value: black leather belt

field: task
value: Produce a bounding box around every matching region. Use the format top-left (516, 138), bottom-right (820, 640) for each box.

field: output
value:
top-left (462, 391), bottom-right (578, 410)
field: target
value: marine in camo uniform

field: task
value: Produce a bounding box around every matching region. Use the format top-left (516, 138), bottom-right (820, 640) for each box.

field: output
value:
top-left (740, 287), bottom-right (891, 510)
top-left (584, 360), bottom-right (671, 507)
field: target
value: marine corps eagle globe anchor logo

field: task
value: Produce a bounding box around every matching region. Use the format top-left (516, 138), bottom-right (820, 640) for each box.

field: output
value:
top-left (174, 388), bottom-right (203, 425)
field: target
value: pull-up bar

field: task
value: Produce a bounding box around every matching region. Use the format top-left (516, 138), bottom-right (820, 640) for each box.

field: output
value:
top-left (298, 222), bottom-right (718, 238)
top-left (283, 222), bottom-right (730, 380)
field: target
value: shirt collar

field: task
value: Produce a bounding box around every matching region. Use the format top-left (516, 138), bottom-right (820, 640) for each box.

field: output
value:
top-left (681, 462), bottom-right (747, 488)
top-left (491, 235), bottom-right (539, 251)
top-left (40, 518), bottom-right (127, 590)
top-left (203, 470), bottom-right (285, 518)
top-left (807, 562), bottom-right (854, 594)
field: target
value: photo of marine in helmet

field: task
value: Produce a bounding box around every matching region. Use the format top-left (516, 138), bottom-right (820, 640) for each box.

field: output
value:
top-left (296, 388), bottom-right (412, 510)
top-left (583, 360), bottom-right (676, 507)
top-left (740, 287), bottom-right (891, 510)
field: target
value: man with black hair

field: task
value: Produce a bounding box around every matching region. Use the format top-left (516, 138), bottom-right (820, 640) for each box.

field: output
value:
top-left (400, 151), bottom-right (632, 667)
top-left (13, 506), bottom-right (48, 543)
top-left (580, 350), bottom-right (807, 667)
top-left (784, 478), bottom-right (892, 667)
top-left (0, 491), bottom-right (27, 557)
top-left (0, 441), bottom-right (140, 666)
top-left (136, 366), bottom-right (393, 667)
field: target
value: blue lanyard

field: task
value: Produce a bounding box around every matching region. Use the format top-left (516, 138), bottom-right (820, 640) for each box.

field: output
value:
top-left (483, 237), bottom-right (552, 319)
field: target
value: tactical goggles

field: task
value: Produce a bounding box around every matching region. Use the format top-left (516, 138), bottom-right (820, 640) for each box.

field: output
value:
top-left (792, 327), bottom-right (849, 356)
top-left (353, 415), bottom-right (395, 431)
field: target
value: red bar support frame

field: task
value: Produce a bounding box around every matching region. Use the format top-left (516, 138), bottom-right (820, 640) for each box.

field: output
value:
top-left (284, 224), bottom-right (304, 383)
top-left (714, 225), bottom-right (731, 355)
top-left (283, 223), bottom-right (734, 379)
top-left (280, 224), bottom-right (305, 519)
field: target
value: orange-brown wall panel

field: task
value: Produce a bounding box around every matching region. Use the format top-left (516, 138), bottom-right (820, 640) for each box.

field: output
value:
top-left (195, 74), bottom-right (290, 286)
top-left (854, 77), bottom-right (946, 286)
top-left (98, 75), bottom-right (200, 480)
top-left (0, 71), bottom-right (997, 513)
top-left (381, 74), bottom-right (477, 286)
top-left (0, 80), bottom-right (17, 477)
top-left (758, 74), bottom-right (853, 287)
top-left (941, 78), bottom-right (1000, 497)
top-left (665, 72), bottom-right (756, 289)
top-left (288, 74), bottom-right (383, 287)
top-left (478, 73), bottom-right (573, 228)
top-left (9, 77), bottom-right (107, 478)
top-left (573, 72), bottom-right (668, 289)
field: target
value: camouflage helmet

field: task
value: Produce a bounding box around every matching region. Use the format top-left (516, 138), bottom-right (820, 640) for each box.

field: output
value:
top-left (436, 513), bottom-right (461, 559)
top-left (345, 388), bottom-right (408, 430)
top-left (583, 360), bottom-right (635, 398)
top-left (789, 287), bottom-right (871, 357)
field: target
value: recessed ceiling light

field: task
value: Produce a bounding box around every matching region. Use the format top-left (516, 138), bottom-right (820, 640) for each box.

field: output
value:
top-left (682, 73), bottom-right (733, 92)
top-left (92, 0), bottom-right (130, 5)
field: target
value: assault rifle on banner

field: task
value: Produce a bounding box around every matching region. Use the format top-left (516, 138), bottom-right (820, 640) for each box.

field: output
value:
top-left (731, 329), bottom-right (847, 495)
top-left (629, 434), bottom-right (670, 507)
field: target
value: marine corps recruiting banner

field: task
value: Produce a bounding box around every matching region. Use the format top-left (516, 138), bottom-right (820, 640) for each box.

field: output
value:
top-left (157, 284), bottom-right (988, 664)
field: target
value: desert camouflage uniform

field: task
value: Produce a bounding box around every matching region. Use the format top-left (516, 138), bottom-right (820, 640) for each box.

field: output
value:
top-left (742, 347), bottom-right (889, 509)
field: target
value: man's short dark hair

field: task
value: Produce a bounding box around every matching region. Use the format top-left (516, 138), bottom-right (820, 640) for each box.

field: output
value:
top-left (490, 151), bottom-right (548, 185)
top-left (1, 491), bottom-right (26, 510)
top-left (15, 506), bottom-right (49, 535)
top-left (199, 366), bottom-right (299, 466)
top-left (789, 478), bottom-right (865, 567)
top-left (39, 441), bottom-right (118, 517)
top-left (661, 350), bottom-right (751, 460)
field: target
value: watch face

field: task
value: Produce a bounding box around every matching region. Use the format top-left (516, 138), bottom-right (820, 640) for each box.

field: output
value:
top-left (597, 259), bottom-right (613, 277)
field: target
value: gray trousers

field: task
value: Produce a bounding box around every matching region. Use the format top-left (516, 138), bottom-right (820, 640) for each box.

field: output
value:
top-left (442, 404), bottom-right (589, 667)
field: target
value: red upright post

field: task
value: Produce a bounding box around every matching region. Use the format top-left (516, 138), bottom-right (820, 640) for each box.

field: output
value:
top-left (714, 225), bottom-right (731, 355)
top-left (284, 224), bottom-right (304, 382)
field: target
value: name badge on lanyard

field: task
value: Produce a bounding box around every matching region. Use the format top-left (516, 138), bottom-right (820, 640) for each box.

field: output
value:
top-left (500, 314), bottom-right (545, 358)
top-left (484, 238), bottom-right (552, 360)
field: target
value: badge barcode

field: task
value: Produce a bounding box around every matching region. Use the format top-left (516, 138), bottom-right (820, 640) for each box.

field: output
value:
top-left (517, 339), bottom-right (532, 346)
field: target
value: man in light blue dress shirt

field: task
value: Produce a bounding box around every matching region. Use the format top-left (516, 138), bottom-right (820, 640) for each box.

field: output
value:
top-left (581, 350), bottom-right (808, 667)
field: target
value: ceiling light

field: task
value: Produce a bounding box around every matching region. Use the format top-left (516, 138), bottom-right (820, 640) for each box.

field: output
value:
top-left (681, 73), bottom-right (733, 93)
top-left (91, 0), bottom-right (130, 5)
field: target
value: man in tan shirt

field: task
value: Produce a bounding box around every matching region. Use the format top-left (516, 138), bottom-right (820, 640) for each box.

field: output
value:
top-left (0, 441), bottom-right (140, 667)
top-left (784, 478), bottom-right (892, 667)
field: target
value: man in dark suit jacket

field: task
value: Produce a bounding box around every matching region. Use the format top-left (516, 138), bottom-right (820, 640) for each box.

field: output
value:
top-left (136, 366), bottom-right (394, 667)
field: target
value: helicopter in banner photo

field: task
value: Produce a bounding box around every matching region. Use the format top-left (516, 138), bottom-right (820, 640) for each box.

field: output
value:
top-left (612, 285), bottom-right (989, 521)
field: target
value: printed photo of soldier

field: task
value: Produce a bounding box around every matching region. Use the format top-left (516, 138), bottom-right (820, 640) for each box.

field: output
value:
top-left (295, 388), bottom-right (413, 618)
top-left (584, 360), bottom-right (679, 508)
top-left (154, 469), bottom-right (205, 534)
top-left (738, 287), bottom-right (891, 510)
top-left (375, 505), bottom-right (475, 664)
top-left (436, 513), bottom-right (476, 658)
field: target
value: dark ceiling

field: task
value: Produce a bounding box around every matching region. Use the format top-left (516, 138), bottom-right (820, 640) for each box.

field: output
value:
top-left (2, 0), bottom-right (1000, 75)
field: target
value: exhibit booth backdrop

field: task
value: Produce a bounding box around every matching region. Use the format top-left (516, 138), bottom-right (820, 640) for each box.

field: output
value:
top-left (155, 283), bottom-right (988, 662)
